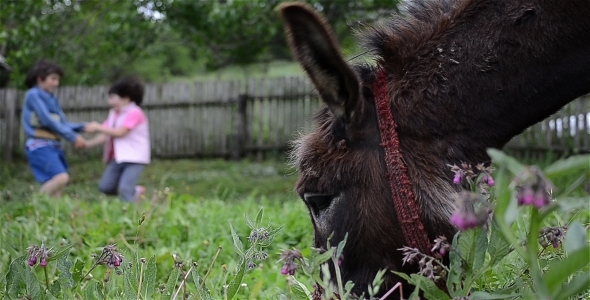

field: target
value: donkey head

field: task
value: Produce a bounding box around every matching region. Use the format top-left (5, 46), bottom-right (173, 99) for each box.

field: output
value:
top-left (279, 0), bottom-right (590, 297)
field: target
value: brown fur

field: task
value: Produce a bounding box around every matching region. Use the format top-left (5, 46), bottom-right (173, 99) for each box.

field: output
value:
top-left (279, 0), bottom-right (590, 298)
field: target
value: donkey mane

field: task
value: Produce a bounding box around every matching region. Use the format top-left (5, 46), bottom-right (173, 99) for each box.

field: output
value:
top-left (362, 0), bottom-right (473, 74)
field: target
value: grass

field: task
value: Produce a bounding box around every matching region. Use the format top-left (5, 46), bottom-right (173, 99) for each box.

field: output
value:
top-left (0, 157), bottom-right (314, 299)
top-left (0, 153), bottom-right (588, 299)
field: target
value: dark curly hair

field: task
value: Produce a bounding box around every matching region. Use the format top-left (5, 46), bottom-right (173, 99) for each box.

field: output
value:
top-left (24, 60), bottom-right (64, 88)
top-left (108, 76), bottom-right (145, 106)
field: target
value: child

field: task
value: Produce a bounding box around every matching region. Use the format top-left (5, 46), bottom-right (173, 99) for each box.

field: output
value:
top-left (21, 60), bottom-right (89, 198)
top-left (85, 76), bottom-right (150, 202)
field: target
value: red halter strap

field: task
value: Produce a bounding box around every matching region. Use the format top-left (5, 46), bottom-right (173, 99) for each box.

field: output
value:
top-left (373, 67), bottom-right (432, 255)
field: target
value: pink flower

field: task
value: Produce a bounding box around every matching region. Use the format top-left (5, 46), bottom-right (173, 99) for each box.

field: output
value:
top-left (450, 192), bottom-right (490, 231)
top-left (484, 173), bottom-right (495, 186)
top-left (453, 172), bottom-right (464, 185)
top-left (517, 187), bottom-right (535, 206)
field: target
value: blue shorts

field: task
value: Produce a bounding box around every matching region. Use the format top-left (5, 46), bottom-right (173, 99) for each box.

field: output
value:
top-left (25, 142), bottom-right (69, 184)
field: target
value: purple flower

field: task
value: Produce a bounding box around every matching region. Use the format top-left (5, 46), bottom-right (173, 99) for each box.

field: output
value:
top-left (338, 254), bottom-right (344, 266)
top-left (483, 173), bottom-right (495, 186)
top-left (517, 186), bottom-right (535, 206)
top-left (539, 227), bottom-right (566, 249)
top-left (515, 167), bottom-right (554, 209)
top-left (26, 244), bottom-right (50, 268)
top-left (398, 246), bottom-right (444, 282)
top-left (448, 163), bottom-right (478, 185)
top-left (95, 244), bottom-right (124, 269)
top-left (453, 172), bottom-right (464, 185)
top-left (399, 246), bottom-right (421, 266)
top-left (431, 236), bottom-right (450, 257)
top-left (533, 190), bottom-right (550, 209)
top-left (28, 255), bottom-right (37, 266)
top-left (279, 249), bottom-right (302, 276)
top-left (450, 192), bottom-right (490, 231)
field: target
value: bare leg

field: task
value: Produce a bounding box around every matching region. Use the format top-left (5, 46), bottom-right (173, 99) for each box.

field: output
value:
top-left (40, 173), bottom-right (69, 198)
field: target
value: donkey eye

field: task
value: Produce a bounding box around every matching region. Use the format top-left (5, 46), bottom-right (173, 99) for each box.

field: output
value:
top-left (303, 193), bottom-right (334, 214)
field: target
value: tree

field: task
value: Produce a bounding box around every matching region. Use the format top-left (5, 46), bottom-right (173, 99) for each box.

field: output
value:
top-left (156, 0), bottom-right (398, 70)
top-left (0, 0), bottom-right (163, 88)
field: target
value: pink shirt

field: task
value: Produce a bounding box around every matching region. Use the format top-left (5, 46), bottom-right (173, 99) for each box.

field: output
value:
top-left (102, 103), bottom-right (151, 164)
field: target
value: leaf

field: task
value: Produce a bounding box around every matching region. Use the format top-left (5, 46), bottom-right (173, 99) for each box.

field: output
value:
top-left (230, 223), bottom-right (244, 256)
top-left (487, 219), bottom-right (512, 266)
top-left (552, 271), bottom-right (590, 300)
top-left (310, 247), bottom-right (335, 267)
top-left (141, 256), bottom-right (157, 300)
top-left (408, 274), bottom-right (451, 300)
top-left (56, 253), bottom-right (75, 289)
top-left (49, 280), bottom-right (61, 298)
top-left (255, 207), bottom-right (264, 227)
top-left (487, 149), bottom-right (526, 176)
top-left (457, 228), bottom-right (488, 273)
top-left (563, 222), bottom-right (587, 255)
top-left (72, 259), bottom-right (85, 283)
top-left (97, 281), bottom-right (105, 300)
top-left (84, 281), bottom-right (98, 300)
top-left (164, 266), bottom-right (180, 298)
top-left (503, 193), bottom-right (519, 225)
top-left (543, 247), bottom-right (590, 294)
top-left (557, 197), bottom-right (590, 212)
top-left (290, 276), bottom-right (312, 300)
top-left (123, 253), bottom-right (139, 300)
top-left (191, 270), bottom-right (214, 300)
top-left (24, 263), bottom-right (44, 300)
top-left (47, 244), bottom-right (74, 263)
top-left (470, 291), bottom-right (521, 300)
top-left (226, 258), bottom-right (247, 300)
top-left (392, 271), bottom-right (411, 282)
top-left (336, 233), bottom-right (348, 259)
top-left (446, 233), bottom-right (463, 295)
top-left (6, 255), bottom-right (26, 298)
top-left (543, 154), bottom-right (590, 179)
top-left (473, 228), bottom-right (488, 271)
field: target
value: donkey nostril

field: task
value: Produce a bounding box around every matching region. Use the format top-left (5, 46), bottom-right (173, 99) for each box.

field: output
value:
top-left (303, 193), bottom-right (334, 216)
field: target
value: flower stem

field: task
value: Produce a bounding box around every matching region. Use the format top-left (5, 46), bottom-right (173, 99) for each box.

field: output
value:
top-left (137, 261), bottom-right (145, 300)
top-left (332, 256), bottom-right (345, 297)
top-left (200, 246), bottom-right (222, 290)
top-left (527, 207), bottom-right (549, 297)
top-left (44, 266), bottom-right (50, 290)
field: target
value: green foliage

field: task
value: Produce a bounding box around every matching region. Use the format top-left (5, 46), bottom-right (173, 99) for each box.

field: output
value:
top-left (396, 150), bottom-right (590, 300)
top-left (1, 154), bottom-right (588, 299)
top-left (1, 0), bottom-right (399, 87)
top-left (0, 0), bottom-right (163, 88)
top-left (150, 0), bottom-right (399, 70)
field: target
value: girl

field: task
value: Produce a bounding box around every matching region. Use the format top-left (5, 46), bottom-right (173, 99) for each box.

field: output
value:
top-left (21, 60), bottom-right (90, 198)
top-left (85, 76), bottom-right (150, 202)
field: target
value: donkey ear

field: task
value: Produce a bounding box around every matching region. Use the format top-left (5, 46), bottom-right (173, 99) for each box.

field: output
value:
top-left (278, 2), bottom-right (360, 123)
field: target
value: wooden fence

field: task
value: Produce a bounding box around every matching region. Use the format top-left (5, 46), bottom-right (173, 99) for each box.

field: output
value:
top-left (1, 77), bottom-right (589, 161)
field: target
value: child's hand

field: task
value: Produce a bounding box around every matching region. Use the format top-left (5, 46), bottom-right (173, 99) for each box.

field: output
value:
top-left (84, 122), bottom-right (102, 133)
top-left (74, 135), bottom-right (87, 149)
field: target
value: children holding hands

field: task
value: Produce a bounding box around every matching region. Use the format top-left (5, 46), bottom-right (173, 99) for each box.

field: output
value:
top-left (22, 60), bottom-right (150, 201)
top-left (84, 76), bottom-right (151, 202)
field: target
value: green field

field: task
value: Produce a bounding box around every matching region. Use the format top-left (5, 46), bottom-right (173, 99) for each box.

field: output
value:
top-left (1, 154), bottom-right (588, 299)
top-left (0, 158), bottom-right (315, 299)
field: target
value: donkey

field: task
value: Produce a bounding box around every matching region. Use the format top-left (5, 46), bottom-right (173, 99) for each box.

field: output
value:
top-left (279, 0), bottom-right (590, 298)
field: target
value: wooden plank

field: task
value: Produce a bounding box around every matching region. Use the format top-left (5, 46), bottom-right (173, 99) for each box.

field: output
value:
top-left (4, 89), bottom-right (18, 161)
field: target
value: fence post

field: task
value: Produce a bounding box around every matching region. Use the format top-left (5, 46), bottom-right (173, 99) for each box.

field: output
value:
top-left (231, 94), bottom-right (248, 160)
top-left (4, 88), bottom-right (19, 161)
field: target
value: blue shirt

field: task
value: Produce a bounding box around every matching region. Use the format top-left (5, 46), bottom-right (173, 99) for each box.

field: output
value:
top-left (21, 86), bottom-right (85, 144)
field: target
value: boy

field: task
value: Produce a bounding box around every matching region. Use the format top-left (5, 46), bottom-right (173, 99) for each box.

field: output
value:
top-left (21, 60), bottom-right (90, 198)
